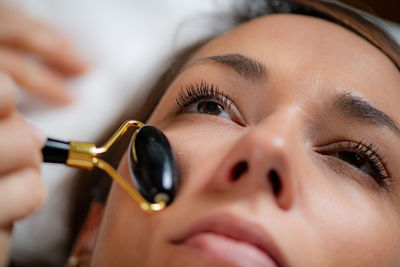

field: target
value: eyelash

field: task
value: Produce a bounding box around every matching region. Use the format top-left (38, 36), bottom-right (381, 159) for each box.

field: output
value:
top-left (176, 81), bottom-right (234, 114)
top-left (316, 140), bottom-right (390, 189)
top-left (174, 82), bottom-right (391, 190)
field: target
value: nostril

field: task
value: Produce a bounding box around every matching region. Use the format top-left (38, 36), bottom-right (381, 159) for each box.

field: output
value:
top-left (231, 161), bottom-right (248, 181)
top-left (268, 170), bottom-right (281, 196)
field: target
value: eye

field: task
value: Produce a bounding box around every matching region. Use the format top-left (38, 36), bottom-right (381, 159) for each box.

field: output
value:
top-left (316, 141), bottom-right (390, 188)
top-left (187, 100), bottom-right (232, 120)
top-left (336, 151), bottom-right (374, 175)
top-left (175, 81), bottom-right (244, 124)
top-left (337, 151), bottom-right (364, 168)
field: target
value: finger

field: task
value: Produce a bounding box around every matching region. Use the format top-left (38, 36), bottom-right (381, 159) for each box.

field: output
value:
top-left (0, 45), bottom-right (73, 105)
top-left (0, 167), bottom-right (46, 225)
top-left (0, 72), bottom-right (16, 118)
top-left (0, 4), bottom-right (87, 75)
top-left (0, 224), bottom-right (12, 267)
top-left (0, 113), bottom-right (43, 174)
top-left (14, 24), bottom-right (88, 75)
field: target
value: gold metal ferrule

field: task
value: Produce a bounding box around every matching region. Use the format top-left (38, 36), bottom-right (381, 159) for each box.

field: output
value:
top-left (65, 120), bottom-right (165, 212)
top-left (67, 142), bottom-right (96, 170)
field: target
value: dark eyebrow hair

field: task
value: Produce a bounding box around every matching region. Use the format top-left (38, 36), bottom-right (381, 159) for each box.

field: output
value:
top-left (333, 92), bottom-right (400, 136)
top-left (193, 53), bottom-right (267, 82)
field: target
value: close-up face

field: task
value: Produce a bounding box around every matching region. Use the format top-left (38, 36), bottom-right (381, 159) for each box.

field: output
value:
top-left (91, 14), bottom-right (400, 266)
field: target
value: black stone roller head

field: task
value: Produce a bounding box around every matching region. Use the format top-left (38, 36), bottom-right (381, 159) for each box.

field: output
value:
top-left (129, 125), bottom-right (179, 205)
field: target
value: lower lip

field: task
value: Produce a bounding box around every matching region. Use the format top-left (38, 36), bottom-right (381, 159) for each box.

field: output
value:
top-left (182, 232), bottom-right (278, 267)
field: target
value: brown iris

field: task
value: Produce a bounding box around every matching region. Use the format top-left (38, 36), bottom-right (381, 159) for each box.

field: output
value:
top-left (197, 101), bottom-right (224, 115)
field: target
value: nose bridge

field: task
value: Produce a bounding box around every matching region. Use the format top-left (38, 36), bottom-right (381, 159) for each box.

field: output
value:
top-left (248, 107), bottom-right (301, 158)
top-left (211, 107), bottom-right (302, 210)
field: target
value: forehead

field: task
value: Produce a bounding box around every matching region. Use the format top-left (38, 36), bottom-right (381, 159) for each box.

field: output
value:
top-left (192, 14), bottom-right (395, 73)
top-left (186, 13), bottom-right (400, 121)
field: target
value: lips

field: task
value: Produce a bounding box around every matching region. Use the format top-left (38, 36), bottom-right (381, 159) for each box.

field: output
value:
top-left (171, 213), bottom-right (284, 267)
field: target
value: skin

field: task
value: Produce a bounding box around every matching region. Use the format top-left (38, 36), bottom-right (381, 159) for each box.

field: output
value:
top-left (91, 14), bottom-right (400, 266)
top-left (0, 73), bottom-right (46, 267)
top-left (0, 3), bottom-right (87, 105)
top-left (0, 4), bottom-right (85, 265)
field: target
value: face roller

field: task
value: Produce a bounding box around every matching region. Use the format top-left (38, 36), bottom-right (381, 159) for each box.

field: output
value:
top-left (41, 120), bottom-right (179, 212)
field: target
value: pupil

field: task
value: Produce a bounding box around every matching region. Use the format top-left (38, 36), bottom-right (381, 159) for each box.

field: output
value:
top-left (199, 102), bottom-right (223, 115)
top-left (338, 151), bottom-right (365, 168)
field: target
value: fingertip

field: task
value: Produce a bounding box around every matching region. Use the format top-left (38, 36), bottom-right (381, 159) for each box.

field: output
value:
top-left (59, 53), bottom-right (90, 76)
top-left (24, 28), bottom-right (89, 76)
top-left (51, 88), bottom-right (75, 106)
top-left (72, 61), bottom-right (90, 75)
top-left (0, 168), bottom-right (47, 223)
top-left (0, 72), bottom-right (17, 116)
top-left (25, 121), bottom-right (47, 147)
top-left (49, 35), bottom-right (89, 75)
top-left (0, 72), bottom-right (15, 86)
top-left (20, 168), bottom-right (47, 216)
top-left (33, 73), bottom-right (75, 106)
top-left (0, 72), bottom-right (17, 93)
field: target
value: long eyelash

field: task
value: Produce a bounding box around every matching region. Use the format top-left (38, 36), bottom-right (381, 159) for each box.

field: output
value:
top-left (176, 80), bottom-right (232, 111)
top-left (337, 140), bottom-right (390, 188)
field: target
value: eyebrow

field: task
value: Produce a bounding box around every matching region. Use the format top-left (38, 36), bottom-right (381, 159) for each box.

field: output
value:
top-left (192, 53), bottom-right (268, 82)
top-left (333, 92), bottom-right (400, 136)
top-left (188, 55), bottom-right (400, 136)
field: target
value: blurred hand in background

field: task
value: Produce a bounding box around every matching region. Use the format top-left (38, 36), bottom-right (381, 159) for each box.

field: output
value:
top-left (0, 3), bottom-right (87, 105)
top-left (0, 73), bottom-right (47, 267)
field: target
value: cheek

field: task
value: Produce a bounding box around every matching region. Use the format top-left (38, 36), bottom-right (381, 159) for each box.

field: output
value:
top-left (162, 121), bottom-right (241, 194)
top-left (303, 172), bottom-right (400, 265)
top-left (92, 122), bottom-right (238, 265)
top-left (91, 155), bottom-right (157, 266)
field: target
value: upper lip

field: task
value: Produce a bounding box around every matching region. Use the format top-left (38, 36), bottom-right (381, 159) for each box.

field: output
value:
top-left (171, 213), bottom-right (286, 267)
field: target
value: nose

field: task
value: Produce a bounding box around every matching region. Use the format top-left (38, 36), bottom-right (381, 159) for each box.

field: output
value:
top-left (211, 110), bottom-right (301, 210)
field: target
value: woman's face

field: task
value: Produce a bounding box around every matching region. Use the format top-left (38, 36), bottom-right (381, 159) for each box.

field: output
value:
top-left (91, 14), bottom-right (400, 266)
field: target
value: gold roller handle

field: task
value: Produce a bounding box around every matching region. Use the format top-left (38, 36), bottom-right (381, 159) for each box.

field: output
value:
top-left (51, 120), bottom-right (166, 212)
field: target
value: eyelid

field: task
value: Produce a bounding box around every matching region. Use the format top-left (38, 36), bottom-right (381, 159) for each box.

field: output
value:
top-left (315, 140), bottom-right (391, 189)
top-left (175, 81), bottom-right (246, 125)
